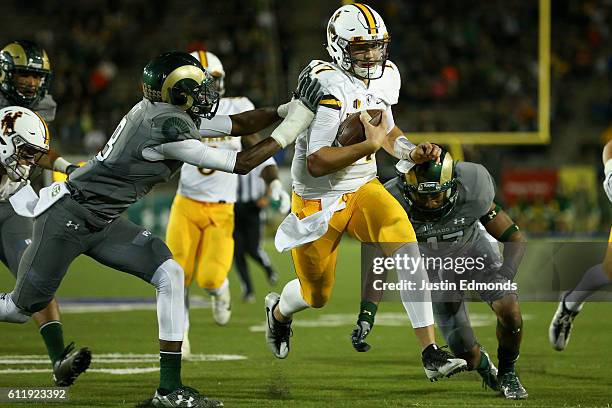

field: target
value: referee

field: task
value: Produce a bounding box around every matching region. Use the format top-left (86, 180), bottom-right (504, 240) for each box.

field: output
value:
top-left (234, 156), bottom-right (289, 302)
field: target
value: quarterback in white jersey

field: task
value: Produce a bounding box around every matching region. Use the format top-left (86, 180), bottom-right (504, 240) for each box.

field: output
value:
top-left (265, 3), bottom-right (467, 381)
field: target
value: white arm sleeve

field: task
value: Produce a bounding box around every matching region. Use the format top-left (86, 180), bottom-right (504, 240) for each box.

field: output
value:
top-left (199, 114), bottom-right (233, 137)
top-left (142, 139), bottom-right (237, 172)
top-left (306, 107), bottom-right (341, 155)
top-left (384, 104), bottom-right (395, 133)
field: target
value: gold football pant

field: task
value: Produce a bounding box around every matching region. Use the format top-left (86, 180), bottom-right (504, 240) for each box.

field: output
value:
top-left (166, 194), bottom-right (235, 290)
top-left (291, 179), bottom-right (417, 307)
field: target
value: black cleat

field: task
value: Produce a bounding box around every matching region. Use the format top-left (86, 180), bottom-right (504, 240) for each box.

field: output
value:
top-left (53, 342), bottom-right (91, 387)
top-left (264, 293), bottom-right (292, 359)
top-left (499, 371), bottom-right (528, 399)
top-left (422, 344), bottom-right (467, 381)
top-left (351, 320), bottom-right (372, 352)
top-left (151, 385), bottom-right (223, 407)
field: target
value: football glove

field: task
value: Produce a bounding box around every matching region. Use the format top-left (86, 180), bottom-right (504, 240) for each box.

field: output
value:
top-left (269, 179), bottom-right (291, 213)
top-left (351, 320), bottom-right (372, 352)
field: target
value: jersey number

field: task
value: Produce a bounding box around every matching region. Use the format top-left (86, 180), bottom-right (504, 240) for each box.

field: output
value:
top-left (96, 117), bottom-right (127, 161)
top-left (426, 230), bottom-right (464, 250)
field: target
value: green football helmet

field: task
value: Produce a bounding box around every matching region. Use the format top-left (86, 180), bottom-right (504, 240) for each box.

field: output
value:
top-left (142, 51), bottom-right (219, 123)
top-left (399, 146), bottom-right (458, 222)
top-left (0, 40), bottom-right (52, 108)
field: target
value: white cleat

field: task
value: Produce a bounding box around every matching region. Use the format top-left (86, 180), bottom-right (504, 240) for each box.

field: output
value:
top-left (181, 330), bottom-right (191, 359)
top-left (549, 298), bottom-right (580, 351)
top-left (212, 289), bottom-right (231, 326)
top-left (0, 293), bottom-right (31, 323)
top-left (264, 292), bottom-right (292, 359)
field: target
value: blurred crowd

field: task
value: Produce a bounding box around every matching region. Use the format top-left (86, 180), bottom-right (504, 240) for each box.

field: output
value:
top-left (3, 0), bottom-right (611, 236)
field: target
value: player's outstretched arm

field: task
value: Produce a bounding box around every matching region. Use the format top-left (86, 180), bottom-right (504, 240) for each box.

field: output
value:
top-left (308, 111), bottom-right (387, 177)
top-left (36, 148), bottom-right (77, 174)
top-left (482, 203), bottom-right (526, 280)
top-left (381, 126), bottom-right (441, 163)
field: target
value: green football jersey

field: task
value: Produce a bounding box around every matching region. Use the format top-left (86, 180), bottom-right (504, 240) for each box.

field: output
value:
top-left (68, 98), bottom-right (200, 219)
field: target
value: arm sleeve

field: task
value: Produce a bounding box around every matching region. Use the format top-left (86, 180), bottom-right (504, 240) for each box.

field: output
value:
top-left (306, 105), bottom-right (342, 155)
top-left (142, 139), bottom-right (237, 172)
top-left (199, 114), bottom-right (233, 137)
top-left (384, 104), bottom-right (395, 133)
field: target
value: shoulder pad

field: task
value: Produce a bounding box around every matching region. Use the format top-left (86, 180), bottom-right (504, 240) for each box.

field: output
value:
top-left (34, 94), bottom-right (57, 122)
top-left (370, 59), bottom-right (401, 105)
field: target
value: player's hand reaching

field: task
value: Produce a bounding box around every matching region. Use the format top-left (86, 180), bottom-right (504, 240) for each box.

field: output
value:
top-left (269, 179), bottom-right (291, 214)
top-left (351, 319), bottom-right (372, 352)
top-left (409, 142), bottom-right (441, 164)
top-left (278, 66), bottom-right (324, 118)
top-left (361, 110), bottom-right (387, 154)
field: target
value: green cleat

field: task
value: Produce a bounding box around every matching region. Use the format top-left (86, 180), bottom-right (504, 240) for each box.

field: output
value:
top-left (499, 371), bottom-right (528, 400)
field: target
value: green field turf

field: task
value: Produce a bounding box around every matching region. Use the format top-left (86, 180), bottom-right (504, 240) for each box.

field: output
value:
top-left (1, 239), bottom-right (611, 407)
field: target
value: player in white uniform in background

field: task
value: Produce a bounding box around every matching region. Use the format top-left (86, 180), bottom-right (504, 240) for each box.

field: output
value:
top-left (549, 139), bottom-right (612, 350)
top-left (165, 50), bottom-right (289, 357)
top-left (265, 3), bottom-right (467, 380)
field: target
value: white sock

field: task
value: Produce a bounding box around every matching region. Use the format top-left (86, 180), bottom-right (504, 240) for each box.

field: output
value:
top-left (206, 279), bottom-right (229, 297)
top-left (395, 243), bottom-right (435, 328)
top-left (150, 259), bottom-right (186, 341)
top-left (278, 279), bottom-right (310, 318)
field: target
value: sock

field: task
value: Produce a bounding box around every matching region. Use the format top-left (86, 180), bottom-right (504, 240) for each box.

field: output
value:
top-left (476, 349), bottom-right (490, 372)
top-left (159, 351), bottom-right (182, 392)
top-left (39, 321), bottom-right (65, 364)
top-left (564, 264), bottom-right (610, 312)
top-left (278, 279), bottom-right (310, 317)
top-left (184, 289), bottom-right (190, 334)
top-left (497, 346), bottom-right (519, 376)
top-left (395, 243), bottom-right (435, 328)
top-left (358, 301), bottom-right (378, 326)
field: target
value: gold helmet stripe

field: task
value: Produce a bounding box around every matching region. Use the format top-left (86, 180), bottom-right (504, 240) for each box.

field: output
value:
top-left (2, 43), bottom-right (28, 68)
top-left (404, 170), bottom-right (418, 187)
top-left (198, 50), bottom-right (208, 68)
top-left (161, 65), bottom-right (205, 110)
top-left (439, 152), bottom-right (454, 184)
top-left (353, 3), bottom-right (378, 35)
top-left (33, 111), bottom-right (50, 146)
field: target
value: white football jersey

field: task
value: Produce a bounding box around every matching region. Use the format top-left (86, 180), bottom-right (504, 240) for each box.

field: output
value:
top-left (177, 97), bottom-right (253, 203)
top-left (604, 159), bottom-right (612, 203)
top-left (291, 60), bottom-right (400, 199)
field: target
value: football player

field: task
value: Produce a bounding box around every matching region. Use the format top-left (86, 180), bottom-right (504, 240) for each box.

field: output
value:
top-left (0, 51), bottom-right (322, 408)
top-left (264, 3), bottom-right (467, 381)
top-left (0, 40), bottom-right (89, 386)
top-left (362, 149), bottom-right (528, 399)
top-left (166, 50), bottom-right (289, 357)
top-left (549, 139), bottom-right (612, 350)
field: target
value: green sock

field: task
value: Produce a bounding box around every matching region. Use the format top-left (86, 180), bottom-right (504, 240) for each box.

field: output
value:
top-left (159, 352), bottom-right (182, 393)
top-left (39, 321), bottom-right (65, 364)
top-left (476, 349), bottom-right (490, 372)
top-left (358, 301), bottom-right (378, 326)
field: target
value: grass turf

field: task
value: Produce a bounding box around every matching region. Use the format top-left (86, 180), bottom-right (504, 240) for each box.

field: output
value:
top-left (1, 239), bottom-right (611, 407)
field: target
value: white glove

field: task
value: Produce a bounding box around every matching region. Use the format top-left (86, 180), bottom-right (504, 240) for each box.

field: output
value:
top-left (270, 100), bottom-right (314, 148)
top-left (269, 179), bottom-right (291, 213)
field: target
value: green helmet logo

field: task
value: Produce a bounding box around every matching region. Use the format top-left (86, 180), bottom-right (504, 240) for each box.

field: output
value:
top-left (399, 147), bottom-right (458, 222)
top-left (0, 40), bottom-right (52, 108)
top-left (142, 51), bottom-right (219, 121)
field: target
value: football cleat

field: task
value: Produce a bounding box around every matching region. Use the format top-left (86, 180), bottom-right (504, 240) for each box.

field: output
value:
top-left (499, 371), bottom-right (528, 399)
top-left (53, 342), bottom-right (91, 387)
top-left (151, 386), bottom-right (223, 407)
top-left (476, 348), bottom-right (499, 391)
top-left (181, 330), bottom-right (191, 359)
top-left (211, 289), bottom-right (231, 326)
top-left (421, 344), bottom-right (467, 381)
top-left (0, 293), bottom-right (31, 323)
top-left (351, 320), bottom-right (372, 352)
top-left (549, 298), bottom-right (580, 351)
top-left (266, 267), bottom-right (279, 286)
top-left (264, 292), bottom-right (292, 359)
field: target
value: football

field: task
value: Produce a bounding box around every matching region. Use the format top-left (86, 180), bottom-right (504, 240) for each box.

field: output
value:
top-left (335, 109), bottom-right (384, 147)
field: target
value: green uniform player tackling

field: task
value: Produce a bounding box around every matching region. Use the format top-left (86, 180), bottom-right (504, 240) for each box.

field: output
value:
top-left (353, 149), bottom-right (529, 400)
top-left (0, 51), bottom-right (323, 407)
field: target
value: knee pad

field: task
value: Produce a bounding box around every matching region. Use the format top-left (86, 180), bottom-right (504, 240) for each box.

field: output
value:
top-left (0, 293), bottom-right (31, 324)
top-left (151, 259), bottom-right (185, 294)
